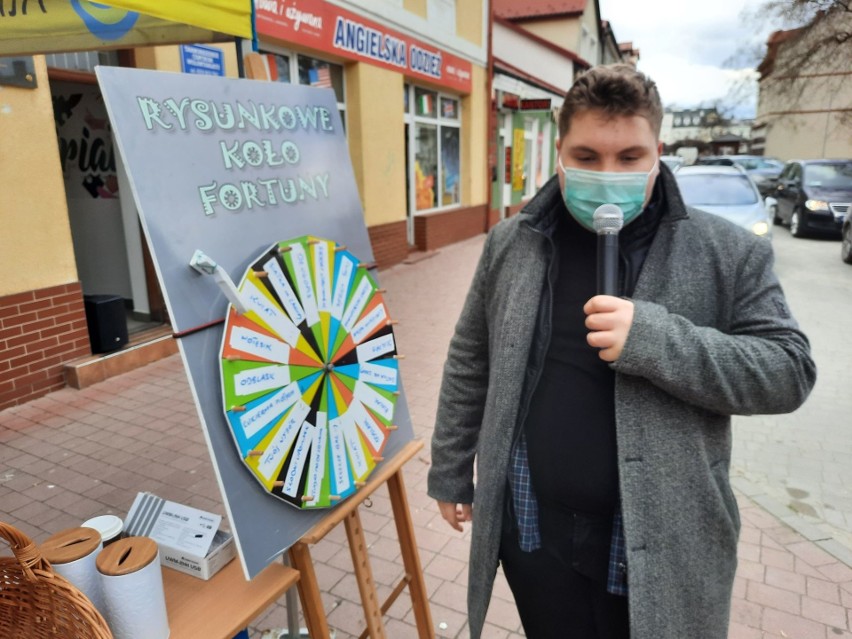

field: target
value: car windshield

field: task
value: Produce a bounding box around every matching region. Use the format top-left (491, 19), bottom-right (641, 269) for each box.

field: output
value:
top-left (803, 162), bottom-right (852, 189)
top-left (676, 174), bottom-right (758, 205)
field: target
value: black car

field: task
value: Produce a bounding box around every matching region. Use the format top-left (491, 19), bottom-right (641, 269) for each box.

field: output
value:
top-left (842, 210), bottom-right (852, 264)
top-left (771, 159), bottom-right (852, 238)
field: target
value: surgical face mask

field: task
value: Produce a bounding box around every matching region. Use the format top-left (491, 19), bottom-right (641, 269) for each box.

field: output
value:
top-left (558, 156), bottom-right (658, 231)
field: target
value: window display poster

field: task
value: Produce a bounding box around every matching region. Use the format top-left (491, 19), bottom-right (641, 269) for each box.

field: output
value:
top-left (441, 128), bottom-right (460, 206)
top-left (512, 128), bottom-right (526, 192)
top-left (95, 66), bottom-right (415, 579)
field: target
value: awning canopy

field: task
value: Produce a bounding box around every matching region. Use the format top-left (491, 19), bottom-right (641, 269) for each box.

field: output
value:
top-left (0, 0), bottom-right (254, 57)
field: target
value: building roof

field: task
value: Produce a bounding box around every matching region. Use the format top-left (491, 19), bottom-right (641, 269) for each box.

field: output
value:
top-left (494, 58), bottom-right (570, 97)
top-left (493, 0), bottom-right (588, 20)
top-left (494, 16), bottom-right (590, 68)
top-left (757, 26), bottom-right (807, 78)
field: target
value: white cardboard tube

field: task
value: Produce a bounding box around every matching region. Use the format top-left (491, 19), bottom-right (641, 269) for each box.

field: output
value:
top-left (99, 549), bottom-right (170, 639)
top-left (52, 539), bottom-right (105, 613)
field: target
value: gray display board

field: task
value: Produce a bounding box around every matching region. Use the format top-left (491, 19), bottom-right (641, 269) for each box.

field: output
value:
top-left (96, 66), bottom-right (414, 579)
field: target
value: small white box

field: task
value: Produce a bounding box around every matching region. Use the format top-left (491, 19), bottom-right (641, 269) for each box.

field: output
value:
top-left (124, 492), bottom-right (236, 580)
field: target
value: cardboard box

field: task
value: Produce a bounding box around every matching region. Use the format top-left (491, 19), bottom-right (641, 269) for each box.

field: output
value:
top-left (124, 492), bottom-right (236, 580)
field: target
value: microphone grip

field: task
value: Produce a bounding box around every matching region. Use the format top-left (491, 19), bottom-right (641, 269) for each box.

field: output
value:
top-left (597, 233), bottom-right (619, 296)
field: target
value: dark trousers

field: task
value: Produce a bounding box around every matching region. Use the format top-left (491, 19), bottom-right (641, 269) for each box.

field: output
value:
top-left (499, 505), bottom-right (630, 639)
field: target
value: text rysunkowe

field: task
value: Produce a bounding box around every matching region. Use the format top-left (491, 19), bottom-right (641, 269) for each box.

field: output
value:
top-left (135, 96), bottom-right (336, 216)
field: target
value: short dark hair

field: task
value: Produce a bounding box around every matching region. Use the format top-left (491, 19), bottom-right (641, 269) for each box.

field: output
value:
top-left (557, 64), bottom-right (663, 139)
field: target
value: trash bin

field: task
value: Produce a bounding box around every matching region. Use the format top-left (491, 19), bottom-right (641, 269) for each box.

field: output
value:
top-left (83, 294), bottom-right (129, 354)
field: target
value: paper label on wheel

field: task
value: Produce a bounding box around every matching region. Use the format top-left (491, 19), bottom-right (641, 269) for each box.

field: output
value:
top-left (240, 382), bottom-right (301, 440)
top-left (304, 422), bottom-right (327, 506)
top-left (329, 418), bottom-right (351, 493)
top-left (342, 413), bottom-right (369, 478)
top-left (349, 401), bottom-right (385, 451)
top-left (351, 303), bottom-right (387, 344)
top-left (258, 400), bottom-right (310, 482)
top-left (342, 277), bottom-right (373, 332)
top-left (283, 422), bottom-right (314, 497)
top-left (332, 256), bottom-right (356, 320)
top-left (312, 242), bottom-right (333, 312)
top-left (229, 326), bottom-right (290, 363)
top-left (356, 334), bottom-right (395, 362)
top-left (354, 380), bottom-right (394, 421)
top-left (263, 257), bottom-right (306, 325)
top-left (242, 279), bottom-right (301, 347)
top-left (358, 362), bottom-right (398, 387)
top-left (234, 364), bottom-right (290, 397)
top-left (289, 243), bottom-right (320, 326)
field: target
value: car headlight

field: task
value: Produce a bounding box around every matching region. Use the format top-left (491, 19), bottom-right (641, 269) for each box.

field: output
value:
top-left (805, 199), bottom-right (830, 211)
top-left (752, 221), bottom-right (770, 236)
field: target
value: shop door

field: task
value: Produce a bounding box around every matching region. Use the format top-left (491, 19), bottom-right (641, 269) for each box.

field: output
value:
top-left (50, 75), bottom-right (166, 334)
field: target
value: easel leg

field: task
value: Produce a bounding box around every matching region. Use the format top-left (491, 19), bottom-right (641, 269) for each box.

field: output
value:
top-left (289, 543), bottom-right (331, 639)
top-left (344, 508), bottom-right (386, 638)
top-left (387, 470), bottom-right (435, 638)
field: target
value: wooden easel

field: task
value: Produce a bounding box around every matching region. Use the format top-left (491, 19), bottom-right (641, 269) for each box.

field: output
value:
top-left (289, 440), bottom-right (434, 639)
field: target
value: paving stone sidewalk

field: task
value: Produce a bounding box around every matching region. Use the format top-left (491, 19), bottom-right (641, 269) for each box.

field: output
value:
top-left (1, 235), bottom-right (851, 638)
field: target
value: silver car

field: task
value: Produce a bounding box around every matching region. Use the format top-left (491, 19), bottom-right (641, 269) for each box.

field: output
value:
top-left (674, 165), bottom-right (775, 238)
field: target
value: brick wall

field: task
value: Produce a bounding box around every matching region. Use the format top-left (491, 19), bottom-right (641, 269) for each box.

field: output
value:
top-left (0, 283), bottom-right (91, 411)
top-left (414, 204), bottom-right (488, 252)
top-left (367, 220), bottom-right (410, 269)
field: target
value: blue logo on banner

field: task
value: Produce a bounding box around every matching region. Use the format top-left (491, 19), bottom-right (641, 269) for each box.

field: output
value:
top-left (71, 1), bottom-right (139, 41)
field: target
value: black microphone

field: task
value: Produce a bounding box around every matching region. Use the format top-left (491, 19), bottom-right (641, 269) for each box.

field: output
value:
top-left (593, 204), bottom-right (624, 296)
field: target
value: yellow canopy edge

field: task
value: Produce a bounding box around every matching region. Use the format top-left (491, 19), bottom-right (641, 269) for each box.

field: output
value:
top-left (0, 0), bottom-right (252, 57)
top-left (101, 0), bottom-right (253, 40)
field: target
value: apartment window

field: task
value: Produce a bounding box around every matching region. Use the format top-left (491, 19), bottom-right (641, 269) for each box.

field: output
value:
top-left (260, 50), bottom-right (347, 129)
top-left (404, 84), bottom-right (461, 213)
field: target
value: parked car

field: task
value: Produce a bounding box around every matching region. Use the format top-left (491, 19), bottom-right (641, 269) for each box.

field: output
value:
top-left (694, 155), bottom-right (737, 167)
top-left (771, 159), bottom-right (852, 238)
top-left (695, 155), bottom-right (784, 196)
top-left (842, 210), bottom-right (852, 264)
top-left (674, 165), bottom-right (773, 238)
top-left (660, 155), bottom-right (685, 171)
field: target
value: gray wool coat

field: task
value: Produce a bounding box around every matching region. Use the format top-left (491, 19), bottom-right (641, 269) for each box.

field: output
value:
top-left (427, 169), bottom-right (816, 639)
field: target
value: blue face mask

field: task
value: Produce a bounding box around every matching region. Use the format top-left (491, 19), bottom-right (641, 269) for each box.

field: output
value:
top-left (558, 156), bottom-right (659, 231)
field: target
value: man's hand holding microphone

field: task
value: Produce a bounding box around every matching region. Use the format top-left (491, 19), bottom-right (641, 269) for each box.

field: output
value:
top-left (586, 204), bottom-right (634, 362)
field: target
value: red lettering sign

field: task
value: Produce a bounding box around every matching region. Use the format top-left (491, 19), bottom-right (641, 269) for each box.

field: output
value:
top-left (255, 0), bottom-right (473, 94)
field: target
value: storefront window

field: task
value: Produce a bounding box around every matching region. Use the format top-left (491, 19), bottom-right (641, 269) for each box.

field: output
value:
top-left (405, 85), bottom-right (461, 213)
top-left (267, 53), bottom-right (292, 83)
top-left (523, 120), bottom-right (535, 197)
top-left (297, 55), bottom-right (345, 104)
top-left (260, 50), bottom-right (346, 130)
top-left (414, 87), bottom-right (437, 118)
top-left (519, 117), bottom-right (552, 197)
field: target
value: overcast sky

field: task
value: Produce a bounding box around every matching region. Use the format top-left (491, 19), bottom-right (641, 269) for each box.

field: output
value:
top-left (599, 0), bottom-right (779, 118)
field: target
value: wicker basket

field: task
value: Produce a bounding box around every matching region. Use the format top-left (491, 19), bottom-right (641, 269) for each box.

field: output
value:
top-left (0, 521), bottom-right (113, 639)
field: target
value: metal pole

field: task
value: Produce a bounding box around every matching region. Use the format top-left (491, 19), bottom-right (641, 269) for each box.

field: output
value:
top-left (280, 553), bottom-right (312, 639)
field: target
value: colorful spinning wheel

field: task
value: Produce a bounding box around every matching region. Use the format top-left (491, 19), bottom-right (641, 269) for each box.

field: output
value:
top-left (219, 236), bottom-right (399, 509)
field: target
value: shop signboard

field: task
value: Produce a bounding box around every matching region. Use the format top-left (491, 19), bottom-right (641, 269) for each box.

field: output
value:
top-left (255, 0), bottom-right (472, 94)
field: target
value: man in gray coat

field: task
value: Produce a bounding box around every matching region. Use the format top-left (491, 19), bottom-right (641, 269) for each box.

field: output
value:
top-left (427, 64), bottom-right (816, 638)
